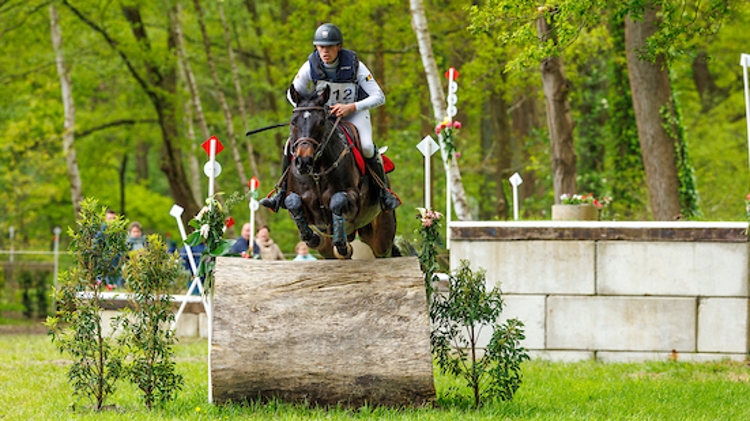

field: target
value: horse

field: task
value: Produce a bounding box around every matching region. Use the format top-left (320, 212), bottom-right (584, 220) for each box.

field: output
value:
top-left (282, 84), bottom-right (398, 259)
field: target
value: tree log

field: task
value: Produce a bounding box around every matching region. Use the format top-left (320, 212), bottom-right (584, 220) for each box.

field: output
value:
top-left (210, 256), bottom-right (436, 407)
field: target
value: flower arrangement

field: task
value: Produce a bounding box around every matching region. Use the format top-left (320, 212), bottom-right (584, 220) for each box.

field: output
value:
top-left (559, 193), bottom-right (610, 209)
top-left (416, 207), bottom-right (443, 300)
top-left (185, 191), bottom-right (248, 293)
top-left (435, 117), bottom-right (462, 156)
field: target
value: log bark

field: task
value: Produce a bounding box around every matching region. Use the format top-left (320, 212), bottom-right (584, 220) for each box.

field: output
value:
top-left (210, 256), bottom-right (435, 407)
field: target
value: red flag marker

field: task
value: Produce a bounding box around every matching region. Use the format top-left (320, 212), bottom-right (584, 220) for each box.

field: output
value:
top-left (202, 135), bottom-right (224, 156)
top-left (444, 67), bottom-right (460, 80)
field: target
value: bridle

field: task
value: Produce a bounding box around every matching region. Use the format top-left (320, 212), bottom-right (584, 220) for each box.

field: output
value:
top-left (290, 105), bottom-right (347, 174)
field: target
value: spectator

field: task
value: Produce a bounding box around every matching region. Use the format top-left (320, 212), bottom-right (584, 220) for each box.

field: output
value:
top-left (126, 221), bottom-right (146, 251)
top-left (255, 225), bottom-right (285, 260)
top-left (293, 241), bottom-right (317, 261)
top-left (230, 222), bottom-right (260, 258)
top-left (105, 208), bottom-right (117, 222)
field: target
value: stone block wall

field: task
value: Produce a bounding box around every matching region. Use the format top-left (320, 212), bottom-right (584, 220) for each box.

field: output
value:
top-left (449, 221), bottom-right (749, 362)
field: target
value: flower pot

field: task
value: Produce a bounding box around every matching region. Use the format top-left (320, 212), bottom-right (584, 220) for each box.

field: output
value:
top-left (552, 204), bottom-right (598, 221)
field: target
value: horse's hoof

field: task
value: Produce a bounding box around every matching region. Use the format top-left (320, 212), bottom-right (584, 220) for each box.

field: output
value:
top-left (333, 243), bottom-right (353, 259)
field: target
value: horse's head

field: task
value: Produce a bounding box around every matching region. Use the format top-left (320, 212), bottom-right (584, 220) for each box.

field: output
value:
top-left (289, 84), bottom-right (330, 176)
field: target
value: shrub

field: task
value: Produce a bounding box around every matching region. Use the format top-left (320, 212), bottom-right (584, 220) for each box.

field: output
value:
top-left (119, 234), bottom-right (184, 409)
top-left (45, 198), bottom-right (129, 411)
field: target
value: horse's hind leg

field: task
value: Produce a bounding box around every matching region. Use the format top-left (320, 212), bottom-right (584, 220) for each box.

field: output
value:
top-left (285, 193), bottom-right (321, 248)
top-left (329, 192), bottom-right (353, 259)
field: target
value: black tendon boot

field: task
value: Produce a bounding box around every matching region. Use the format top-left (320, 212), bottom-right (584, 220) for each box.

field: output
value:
top-left (366, 155), bottom-right (401, 211)
top-left (260, 154), bottom-right (290, 212)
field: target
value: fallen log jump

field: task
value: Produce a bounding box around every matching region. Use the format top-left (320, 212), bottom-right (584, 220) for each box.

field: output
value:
top-left (210, 256), bottom-right (435, 407)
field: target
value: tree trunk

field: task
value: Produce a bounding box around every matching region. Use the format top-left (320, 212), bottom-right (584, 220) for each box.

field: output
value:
top-left (243, 0), bottom-right (285, 153)
top-left (49, 4), bottom-right (83, 218)
top-left (537, 13), bottom-right (577, 203)
top-left (193, 0), bottom-right (249, 191)
top-left (210, 257), bottom-right (435, 407)
top-left (172, 4), bottom-right (211, 204)
top-left (625, 3), bottom-right (682, 220)
top-left (182, 99), bottom-right (203, 204)
top-left (511, 94), bottom-right (541, 206)
top-left (217, 2), bottom-right (261, 181)
top-left (372, 7), bottom-right (388, 140)
top-left (135, 141), bottom-right (149, 183)
top-left (63, 0), bottom-right (201, 221)
top-left (409, 0), bottom-right (471, 221)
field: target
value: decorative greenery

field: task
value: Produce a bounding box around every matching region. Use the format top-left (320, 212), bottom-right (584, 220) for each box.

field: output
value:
top-left (185, 191), bottom-right (248, 294)
top-left (430, 260), bottom-right (529, 407)
top-left (119, 234), bottom-right (184, 409)
top-left (417, 208), bottom-right (528, 407)
top-left (416, 207), bottom-right (444, 300)
top-left (660, 98), bottom-right (701, 219)
top-left (44, 198), bottom-right (129, 411)
top-left (559, 193), bottom-right (610, 209)
top-left (435, 117), bottom-right (462, 158)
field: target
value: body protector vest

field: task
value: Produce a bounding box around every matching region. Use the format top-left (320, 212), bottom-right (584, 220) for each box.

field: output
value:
top-left (308, 49), bottom-right (369, 106)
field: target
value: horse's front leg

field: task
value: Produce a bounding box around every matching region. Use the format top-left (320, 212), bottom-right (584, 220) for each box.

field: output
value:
top-left (329, 191), bottom-right (353, 259)
top-left (285, 193), bottom-right (321, 249)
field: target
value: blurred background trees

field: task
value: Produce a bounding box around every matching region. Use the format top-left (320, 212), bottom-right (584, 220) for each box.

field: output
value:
top-left (1, 0), bottom-right (749, 253)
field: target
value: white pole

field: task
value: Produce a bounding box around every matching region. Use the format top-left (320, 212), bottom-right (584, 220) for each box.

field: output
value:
top-left (509, 172), bottom-right (523, 221)
top-left (445, 165), bottom-right (451, 250)
top-left (9, 226), bottom-right (14, 263)
top-left (741, 54), bottom-right (750, 169)
top-left (208, 137), bottom-right (217, 203)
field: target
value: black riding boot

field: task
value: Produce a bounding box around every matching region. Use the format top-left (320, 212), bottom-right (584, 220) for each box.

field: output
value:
top-left (260, 154), bottom-right (290, 212)
top-left (366, 155), bottom-right (401, 211)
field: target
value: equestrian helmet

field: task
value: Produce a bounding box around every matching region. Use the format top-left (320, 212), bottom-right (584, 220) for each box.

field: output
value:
top-left (313, 23), bottom-right (343, 46)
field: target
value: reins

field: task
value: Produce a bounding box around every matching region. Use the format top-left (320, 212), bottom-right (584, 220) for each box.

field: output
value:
top-left (291, 105), bottom-right (345, 172)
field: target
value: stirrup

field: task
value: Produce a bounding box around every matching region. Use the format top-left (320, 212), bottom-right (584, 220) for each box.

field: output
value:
top-left (260, 190), bottom-right (285, 213)
top-left (380, 189), bottom-right (401, 211)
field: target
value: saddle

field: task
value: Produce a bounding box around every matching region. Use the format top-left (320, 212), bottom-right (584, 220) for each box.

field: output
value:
top-left (337, 121), bottom-right (395, 175)
top-left (287, 120), bottom-right (394, 175)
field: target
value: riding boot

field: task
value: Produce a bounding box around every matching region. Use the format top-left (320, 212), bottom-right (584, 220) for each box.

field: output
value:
top-left (365, 154), bottom-right (401, 211)
top-left (260, 154), bottom-right (290, 212)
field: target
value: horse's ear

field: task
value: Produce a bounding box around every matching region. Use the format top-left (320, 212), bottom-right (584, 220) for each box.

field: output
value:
top-left (289, 84), bottom-right (301, 106)
top-left (318, 85), bottom-right (331, 106)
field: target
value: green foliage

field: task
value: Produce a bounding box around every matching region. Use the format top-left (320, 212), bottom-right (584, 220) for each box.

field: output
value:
top-left (119, 234), bottom-right (184, 409)
top-left (44, 198), bottom-right (129, 411)
top-left (430, 260), bottom-right (529, 407)
top-left (659, 100), bottom-right (701, 218)
top-left (186, 191), bottom-right (249, 292)
top-left (416, 207), bottom-right (444, 300)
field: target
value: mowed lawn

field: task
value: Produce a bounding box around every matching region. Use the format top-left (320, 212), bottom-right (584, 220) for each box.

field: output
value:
top-left (2, 332), bottom-right (750, 420)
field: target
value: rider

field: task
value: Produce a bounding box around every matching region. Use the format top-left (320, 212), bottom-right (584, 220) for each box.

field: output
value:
top-left (260, 23), bottom-right (401, 212)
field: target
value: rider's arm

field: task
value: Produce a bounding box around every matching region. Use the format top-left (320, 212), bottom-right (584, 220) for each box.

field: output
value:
top-left (287, 62), bottom-right (315, 106)
top-left (353, 62), bottom-right (385, 112)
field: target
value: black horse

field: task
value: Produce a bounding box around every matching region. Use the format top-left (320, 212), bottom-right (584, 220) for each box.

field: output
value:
top-left (283, 84), bottom-right (398, 259)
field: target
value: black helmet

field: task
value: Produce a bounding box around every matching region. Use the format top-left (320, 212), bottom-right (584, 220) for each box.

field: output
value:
top-left (313, 23), bottom-right (343, 46)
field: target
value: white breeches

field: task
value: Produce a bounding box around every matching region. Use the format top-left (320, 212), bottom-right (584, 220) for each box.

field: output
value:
top-left (345, 110), bottom-right (374, 158)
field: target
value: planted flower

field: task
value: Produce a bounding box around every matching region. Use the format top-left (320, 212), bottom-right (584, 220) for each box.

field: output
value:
top-left (559, 193), bottom-right (611, 209)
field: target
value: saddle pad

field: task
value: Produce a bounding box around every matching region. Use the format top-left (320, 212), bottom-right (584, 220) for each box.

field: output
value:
top-left (338, 122), bottom-right (395, 174)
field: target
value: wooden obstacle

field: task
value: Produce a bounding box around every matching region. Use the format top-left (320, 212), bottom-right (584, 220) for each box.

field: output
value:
top-left (210, 256), bottom-right (435, 407)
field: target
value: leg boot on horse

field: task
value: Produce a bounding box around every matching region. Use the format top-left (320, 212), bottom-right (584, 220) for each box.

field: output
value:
top-left (260, 153), bottom-right (290, 212)
top-left (366, 154), bottom-right (401, 211)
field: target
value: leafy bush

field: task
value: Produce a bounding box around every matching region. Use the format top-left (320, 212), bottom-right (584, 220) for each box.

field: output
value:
top-left (431, 260), bottom-right (529, 407)
top-left (119, 234), bottom-right (184, 409)
top-left (416, 208), bottom-right (529, 407)
top-left (45, 198), bottom-right (129, 411)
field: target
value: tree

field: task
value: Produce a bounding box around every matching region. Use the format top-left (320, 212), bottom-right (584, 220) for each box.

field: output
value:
top-left (410, 0), bottom-right (472, 220)
top-left (625, 3), bottom-right (682, 220)
top-left (62, 1), bottom-right (200, 222)
top-left (49, 3), bottom-right (83, 217)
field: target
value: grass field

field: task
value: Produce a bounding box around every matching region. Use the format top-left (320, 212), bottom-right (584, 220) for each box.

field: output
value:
top-left (2, 332), bottom-right (750, 420)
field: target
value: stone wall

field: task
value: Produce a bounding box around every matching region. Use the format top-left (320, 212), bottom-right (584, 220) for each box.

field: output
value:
top-left (449, 221), bottom-right (749, 362)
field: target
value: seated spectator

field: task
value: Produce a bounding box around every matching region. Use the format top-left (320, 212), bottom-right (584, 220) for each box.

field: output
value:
top-left (230, 222), bottom-right (260, 258)
top-left (255, 225), bottom-right (285, 260)
top-left (293, 241), bottom-right (317, 261)
top-left (127, 221), bottom-right (146, 251)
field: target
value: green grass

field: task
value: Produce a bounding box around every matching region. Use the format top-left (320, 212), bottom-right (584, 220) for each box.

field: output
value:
top-left (2, 333), bottom-right (750, 420)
